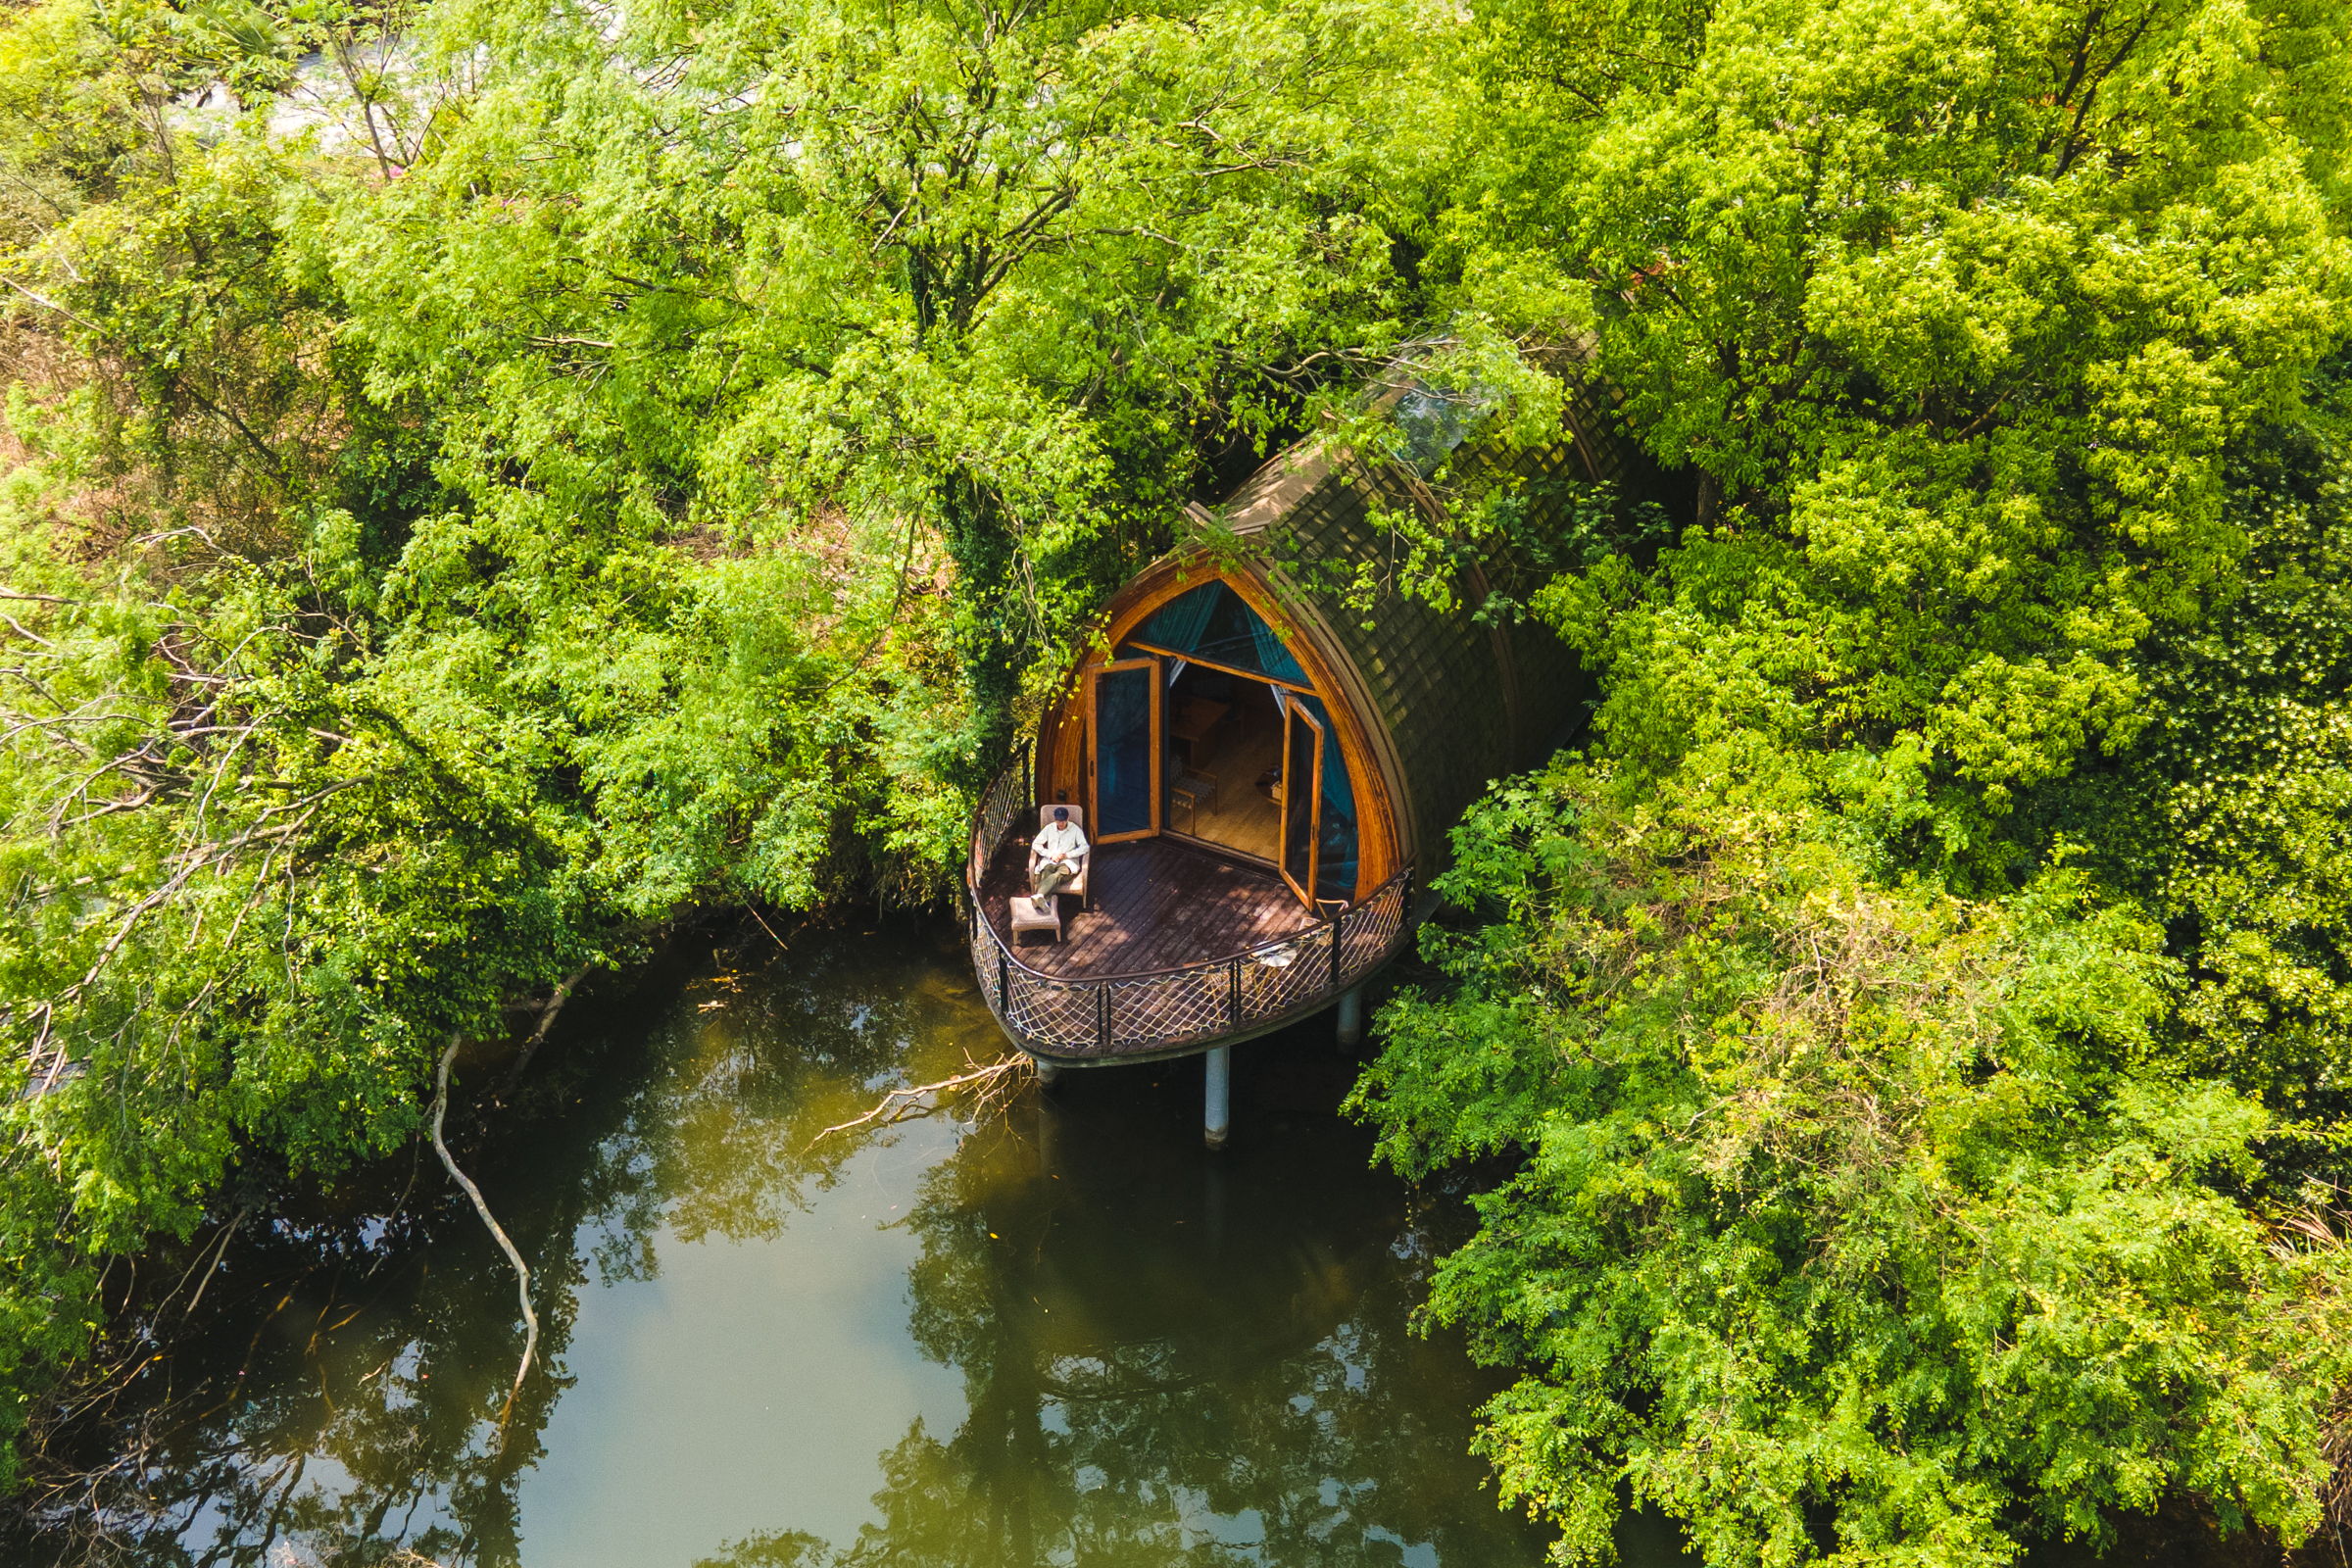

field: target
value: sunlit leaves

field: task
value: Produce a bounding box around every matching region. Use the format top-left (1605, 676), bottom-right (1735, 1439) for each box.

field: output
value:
top-left (1352, 760), bottom-right (2352, 1566)
top-left (1353, 0), bottom-right (2352, 1561)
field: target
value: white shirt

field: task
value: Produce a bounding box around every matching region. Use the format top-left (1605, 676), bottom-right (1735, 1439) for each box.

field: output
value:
top-left (1034, 820), bottom-right (1089, 865)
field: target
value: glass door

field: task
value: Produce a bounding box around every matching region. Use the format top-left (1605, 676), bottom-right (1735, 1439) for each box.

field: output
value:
top-left (1280, 700), bottom-right (1323, 907)
top-left (1088, 657), bottom-right (1161, 843)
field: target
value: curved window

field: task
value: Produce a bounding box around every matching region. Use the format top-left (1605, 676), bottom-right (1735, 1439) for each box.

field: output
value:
top-left (1137, 582), bottom-right (1309, 686)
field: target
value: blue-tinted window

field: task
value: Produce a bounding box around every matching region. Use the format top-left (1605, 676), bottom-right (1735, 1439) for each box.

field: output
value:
top-left (1137, 582), bottom-right (1309, 686)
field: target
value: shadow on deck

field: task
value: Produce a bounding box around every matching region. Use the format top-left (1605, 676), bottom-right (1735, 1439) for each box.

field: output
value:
top-left (980, 834), bottom-right (1314, 979)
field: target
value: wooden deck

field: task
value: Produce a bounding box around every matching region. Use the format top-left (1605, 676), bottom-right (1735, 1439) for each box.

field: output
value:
top-left (981, 834), bottom-right (1314, 978)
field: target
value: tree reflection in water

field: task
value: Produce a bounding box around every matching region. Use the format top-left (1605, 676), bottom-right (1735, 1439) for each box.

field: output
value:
top-left (764, 1098), bottom-right (1542, 1568)
top-left (12, 919), bottom-right (1544, 1568)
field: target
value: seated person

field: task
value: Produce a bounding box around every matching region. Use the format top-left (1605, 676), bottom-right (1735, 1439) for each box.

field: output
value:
top-left (1028, 806), bottom-right (1089, 906)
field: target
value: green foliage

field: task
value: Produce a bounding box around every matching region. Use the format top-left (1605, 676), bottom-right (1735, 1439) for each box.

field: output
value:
top-left (1343, 0), bottom-right (2352, 1562)
top-left (1354, 760), bottom-right (2352, 1565)
top-left (1454, 0), bottom-right (2352, 841)
top-left (3, 0), bottom-right (2350, 1555)
top-left (2060, 390), bottom-right (2352, 1146)
top-left (0, 0), bottom-right (1453, 1496)
top-left (0, 0), bottom-right (141, 250)
top-left (309, 0), bottom-right (1444, 748)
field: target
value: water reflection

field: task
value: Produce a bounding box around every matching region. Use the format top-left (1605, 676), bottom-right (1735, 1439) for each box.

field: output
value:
top-left (17, 918), bottom-right (1544, 1567)
top-left (867, 1101), bottom-right (1528, 1568)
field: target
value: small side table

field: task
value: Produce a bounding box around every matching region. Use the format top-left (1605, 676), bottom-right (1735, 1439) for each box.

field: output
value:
top-left (1235, 940), bottom-right (1302, 1015)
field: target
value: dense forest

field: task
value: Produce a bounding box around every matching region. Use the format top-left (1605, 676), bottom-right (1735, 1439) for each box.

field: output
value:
top-left (0, 0), bottom-right (2347, 1559)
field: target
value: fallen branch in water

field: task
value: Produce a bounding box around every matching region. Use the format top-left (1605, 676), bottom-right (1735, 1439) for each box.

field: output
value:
top-left (500, 962), bottom-right (594, 1093)
top-left (743, 900), bottom-right (796, 954)
top-left (431, 1033), bottom-right (537, 1429)
top-left (810, 1054), bottom-right (1033, 1146)
top-left (179, 1205), bottom-right (247, 1320)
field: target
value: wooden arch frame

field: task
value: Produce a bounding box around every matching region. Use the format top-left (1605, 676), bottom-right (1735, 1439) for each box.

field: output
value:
top-left (1034, 553), bottom-right (1402, 902)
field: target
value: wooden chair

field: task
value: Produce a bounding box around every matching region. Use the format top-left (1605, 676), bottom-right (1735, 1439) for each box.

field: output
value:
top-left (1033, 805), bottom-right (1090, 912)
top-left (1171, 769), bottom-right (1218, 834)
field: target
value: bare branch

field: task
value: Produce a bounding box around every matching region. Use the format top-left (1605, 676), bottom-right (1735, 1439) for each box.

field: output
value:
top-left (431, 1034), bottom-right (538, 1432)
top-left (499, 963), bottom-right (596, 1092)
top-left (809, 1054), bottom-right (1033, 1145)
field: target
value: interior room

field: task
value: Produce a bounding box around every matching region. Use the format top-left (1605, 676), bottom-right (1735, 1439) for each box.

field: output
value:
top-left (1160, 662), bottom-right (1286, 862)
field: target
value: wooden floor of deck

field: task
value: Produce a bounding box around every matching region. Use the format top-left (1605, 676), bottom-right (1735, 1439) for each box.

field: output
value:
top-left (981, 834), bottom-right (1315, 978)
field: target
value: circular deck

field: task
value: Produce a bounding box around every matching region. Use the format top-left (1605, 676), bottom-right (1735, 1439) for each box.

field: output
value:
top-left (977, 835), bottom-right (1315, 978)
top-left (965, 760), bottom-right (1410, 1062)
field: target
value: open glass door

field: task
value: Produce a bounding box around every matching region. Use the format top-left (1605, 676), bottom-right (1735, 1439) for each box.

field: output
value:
top-left (1088, 657), bottom-right (1161, 843)
top-left (1280, 699), bottom-right (1324, 907)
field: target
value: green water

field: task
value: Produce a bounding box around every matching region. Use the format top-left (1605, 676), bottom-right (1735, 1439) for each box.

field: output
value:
top-left (21, 915), bottom-right (1582, 1567)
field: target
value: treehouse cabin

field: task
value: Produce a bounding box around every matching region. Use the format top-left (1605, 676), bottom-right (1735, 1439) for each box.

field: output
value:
top-left (964, 364), bottom-right (1657, 1094)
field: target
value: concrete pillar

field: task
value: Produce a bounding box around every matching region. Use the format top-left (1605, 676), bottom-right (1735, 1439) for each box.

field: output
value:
top-left (1203, 1046), bottom-right (1231, 1151)
top-left (1031, 1054), bottom-right (1060, 1088)
top-left (1336, 986), bottom-right (1364, 1049)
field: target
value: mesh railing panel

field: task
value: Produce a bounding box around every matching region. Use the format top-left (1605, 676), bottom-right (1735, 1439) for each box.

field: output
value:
top-left (969, 905), bottom-right (998, 1011)
top-left (1001, 966), bottom-right (1103, 1053)
top-left (1338, 877), bottom-right (1407, 985)
top-left (1103, 964), bottom-right (1234, 1054)
top-left (1238, 930), bottom-right (1336, 1026)
top-left (968, 753), bottom-right (1033, 890)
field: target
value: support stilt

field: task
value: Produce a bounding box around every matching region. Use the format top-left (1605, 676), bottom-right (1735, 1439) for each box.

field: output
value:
top-left (1336, 986), bottom-right (1364, 1049)
top-left (1032, 1054), bottom-right (1060, 1088)
top-left (1203, 1046), bottom-right (1231, 1151)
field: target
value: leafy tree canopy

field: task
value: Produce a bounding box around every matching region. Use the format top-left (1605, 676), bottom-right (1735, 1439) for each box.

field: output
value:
top-left (0, 0), bottom-right (1453, 1492)
top-left (3, 0), bottom-right (2352, 1562)
top-left (1351, 0), bottom-right (2352, 1561)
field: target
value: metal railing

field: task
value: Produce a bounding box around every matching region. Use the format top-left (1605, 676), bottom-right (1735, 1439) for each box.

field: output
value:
top-left (962, 755), bottom-right (1411, 1059)
top-left (967, 741), bottom-right (1037, 893)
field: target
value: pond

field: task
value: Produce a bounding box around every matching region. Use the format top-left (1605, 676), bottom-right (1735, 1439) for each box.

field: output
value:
top-left (13, 913), bottom-right (1633, 1568)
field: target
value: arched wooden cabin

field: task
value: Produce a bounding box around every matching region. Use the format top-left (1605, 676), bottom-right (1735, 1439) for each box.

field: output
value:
top-left (964, 367), bottom-right (1657, 1071)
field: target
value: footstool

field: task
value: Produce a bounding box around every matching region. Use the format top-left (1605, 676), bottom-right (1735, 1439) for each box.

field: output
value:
top-left (1008, 895), bottom-right (1061, 943)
